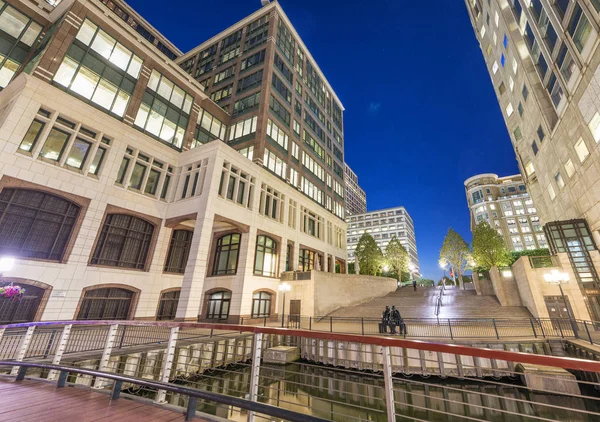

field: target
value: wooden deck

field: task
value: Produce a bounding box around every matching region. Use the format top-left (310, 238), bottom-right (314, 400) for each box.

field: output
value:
top-left (0, 378), bottom-right (189, 421)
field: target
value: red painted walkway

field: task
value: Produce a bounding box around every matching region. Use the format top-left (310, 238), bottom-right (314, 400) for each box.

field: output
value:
top-left (0, 378), bottom-right (189, 421)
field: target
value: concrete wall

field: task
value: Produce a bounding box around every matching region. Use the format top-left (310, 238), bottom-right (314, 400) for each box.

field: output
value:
top-left (512, 255), bottom-right (592, 320)
top-left (285, 272), bottom-right (397, 317)
top-left (489, 267), bottom-right (523, 307)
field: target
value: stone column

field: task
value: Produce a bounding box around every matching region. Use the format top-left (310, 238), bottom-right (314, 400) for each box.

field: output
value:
top-left (278, 237), bottom-right (288, 276)
top-left (237, 227), bottom-right (258, 317)
top-left (292, 243), bottom-right (301, 271)
top-left (176, 214), bottom-right (215, 321)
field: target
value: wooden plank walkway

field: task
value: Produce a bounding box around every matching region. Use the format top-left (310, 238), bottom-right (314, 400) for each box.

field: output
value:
top-left (0, 378), bottom-right (189, 421)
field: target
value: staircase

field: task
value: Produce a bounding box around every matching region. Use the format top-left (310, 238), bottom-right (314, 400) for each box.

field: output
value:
top-left (327, 286), bottom-right (534, 319)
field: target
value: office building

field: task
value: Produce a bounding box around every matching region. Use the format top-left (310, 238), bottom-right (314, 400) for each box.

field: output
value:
top-left (0, 0), bottom-right (346, 324)
top-left (344, 164), bottom-right (366, 216)
top-left (464, 0), bottom-right (600, 319)
top-left (346, 207), bottom-right (419, 273)
top-left (465, 173), bottom-right (548, 251)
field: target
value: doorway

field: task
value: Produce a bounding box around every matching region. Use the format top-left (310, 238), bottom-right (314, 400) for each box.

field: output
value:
top-left (289, 300), bottom-right (301, 327)
top-left (544, 295), bottom-right (574, 319)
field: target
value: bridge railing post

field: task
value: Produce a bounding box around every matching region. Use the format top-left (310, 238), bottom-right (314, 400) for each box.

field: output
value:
top-left (93, 324), bottom-right (118, 389)
top-left (247, 332), bottom-right (263, 422)
top-left (155, 326), bottom-right (180, 404)
top-left (11, 326), bottom-right (35, 376)
top-left (492, 319), bottom-right (500, 340)
top-left (48, 324), bottom-right (73, 381)
top-left (584, 321), bottom-right (593, 345)
top-left (382, 346), bottom-right (396, 422)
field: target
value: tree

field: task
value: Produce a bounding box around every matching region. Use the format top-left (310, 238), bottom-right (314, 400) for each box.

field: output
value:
top-left (355, 232), bottom-right (383, 276)
top-left (471, 221), bottom-right (511, 270)
top-left (384, 236), bottom-right (409, 281)
top-left (440, 228), bottom-right (471, 290)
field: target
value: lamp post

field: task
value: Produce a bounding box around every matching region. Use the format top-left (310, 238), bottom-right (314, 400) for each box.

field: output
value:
top-left (544, 270), bottom-right (578, 336)
top-left (279, 282), bottom-right (291, 328)
top-left (439, 261), bottom-right (447, 286)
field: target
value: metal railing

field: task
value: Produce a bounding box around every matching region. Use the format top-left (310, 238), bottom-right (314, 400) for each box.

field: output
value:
top-left (1, 361), bottom-right (327, 422)
top-left (1, 320), bottom-right (600, 421)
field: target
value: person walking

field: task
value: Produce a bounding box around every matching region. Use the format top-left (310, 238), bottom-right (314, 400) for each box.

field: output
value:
top-left (381, 305), bottom-right (391, 334)
top-left (413, 278), bottom-right (417, 292)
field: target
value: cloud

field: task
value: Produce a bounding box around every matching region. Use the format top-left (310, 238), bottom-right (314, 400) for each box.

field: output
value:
top-left (368, 102), bottom-right (382, 114)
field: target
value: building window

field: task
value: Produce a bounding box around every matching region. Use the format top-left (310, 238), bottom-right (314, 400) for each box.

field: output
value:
top-left (237, 69), bottom-right (263, 93)
top-left (525, 161), bottom-right (535, 176)
top-left (0, 188), bottom-right (80, 261)
top-left (206, 291), bottom-right (231, 320)
top-left (565, 159), bottom-right (575, 178)
top-left (547, 184), bottom-right (556, 201)
top-left (18, 108), bottom-right (111, 176)
top-left (518, 102), bottom-right (524, 117)
top-left (260, 184), bottom-right (284, 222)
top-left (0, 282), bottom-right (45, 324)
top-left (116, 148), bottom-right (173, 198)
top-left (299, 248), bottom-right (315, 272)
top-left (555, 172), bottom-right (565, 189)
top-left (505, 103), bottom-right (514, 116)
top-left (233, 92), bottom-right (261, 116)
top-left (53, 19), bottom-right (141, 117)
top-left (522, 84), bottom-right (529, 100)
top-left (254, 236), bottom-right (277, 277)
top-left (269, 95), bottom-right (291, 127)
top-left (264, 149), bottom-right (287, 179)
top-left (193, 109), bottom-right (227, 147)
top-left (0, 3), bottom-right (43, 88)
top-left (575, 137), bottom-right (590, 162)
top-left (569, 4), bottom-right (593, 53)
top-left (91, 214), bottom-right (154, 269)
top-left (157, 290), bottom-right (180, 320)
top-left (164, 230), bottom-right (193, 274)
top-left (134, 70), bottom-right (193, 150)
top-left (218, 162), bottom-right (255, 207)
top-left (77, 288), bottom-right (134, 320)
top-left (532, 140), bottom-right (539, 155)
top-left (266, 118), bottom-right (289, 150)
top-left (537, 125), bottom-right (545, 142)
top-left (212, 234), bottom-right (241, 275)
top-left (251, 292), bottom-right (272, 318)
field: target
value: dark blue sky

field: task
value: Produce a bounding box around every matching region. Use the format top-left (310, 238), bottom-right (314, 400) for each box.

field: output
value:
top-left (128, 0), bottom-right (519, 280)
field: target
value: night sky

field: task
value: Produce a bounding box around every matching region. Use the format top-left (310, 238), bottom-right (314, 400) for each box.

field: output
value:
top-left (127, 0), bottom-right (520, 280)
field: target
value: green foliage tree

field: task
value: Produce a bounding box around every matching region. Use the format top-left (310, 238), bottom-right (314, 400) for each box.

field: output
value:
top-left (471, 221), bottom-right (511, 270)
top-left (384, 236), bottom-right (409, 281)
top-left (440, 228), bottom-right (471, 290)
top-left (508, 248), bottom-right (550, 265)
top-left (355, 232), bottom-right (383, 276)
top-left (348, 262), bottom-right (356, 274)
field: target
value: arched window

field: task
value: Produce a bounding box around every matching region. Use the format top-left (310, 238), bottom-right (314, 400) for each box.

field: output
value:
top-left (206, 291), bottom-right (231, 320)
top-left (157, 289), bottom-right (180, 320)
top-left (251, 292), bottom-right (272, 318)
top-left (299, 248), bottom-right (315, 271)
top-left (212, 234), bottom-right (241, 275)
top-left (77, 287), bottom-right (135, 320)
top-left (254, 235), bottom-right (277, 277)
top-left (164, 230), bottom-right (193, 273)
top-left (0, 282), bottom-right (45, 324)
top-left (0, 188), bottom-right (80, 261)
top-left (91, 214), bottom-right (154, 269)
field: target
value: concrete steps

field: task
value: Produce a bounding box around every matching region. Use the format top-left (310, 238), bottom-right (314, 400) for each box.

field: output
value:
top-left (327, 287), bottom-right (534, 319)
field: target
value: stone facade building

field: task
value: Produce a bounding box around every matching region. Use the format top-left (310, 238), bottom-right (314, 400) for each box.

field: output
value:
top-left (465, 173), bottom-right (548, 251)
top-left (464, 0), bottom-right (600, 319)
top-left (344, 163), bottom-right (366, 216)
top-left (346, 206), bottom-right (419, 273)
top-left (0, 0), bottom-right (346, 324)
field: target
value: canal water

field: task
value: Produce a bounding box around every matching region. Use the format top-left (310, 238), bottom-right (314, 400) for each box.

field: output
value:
top-left (144, 362), bottom-right (600, 421)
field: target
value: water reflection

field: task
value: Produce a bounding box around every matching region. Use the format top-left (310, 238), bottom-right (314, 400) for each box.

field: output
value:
top-left (159, 363), bottom-right (600, 421)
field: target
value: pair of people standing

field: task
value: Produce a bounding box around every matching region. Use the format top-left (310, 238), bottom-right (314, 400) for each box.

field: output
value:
top-left (381, 305), bottom-right (404, 335)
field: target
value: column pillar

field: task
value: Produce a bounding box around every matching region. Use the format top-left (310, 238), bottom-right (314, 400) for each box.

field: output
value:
top-left (278, 237), bottom-right (288, 277)
top-left (293, 243), bottom-right (301, 271)
top-left (237, 227), bottom-right (258, 319)
top-left (176, 214), bottom-right (215, 321)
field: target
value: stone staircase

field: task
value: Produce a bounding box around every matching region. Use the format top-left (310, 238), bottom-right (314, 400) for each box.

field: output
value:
top-left (327, 286), bottom-right (534, 319)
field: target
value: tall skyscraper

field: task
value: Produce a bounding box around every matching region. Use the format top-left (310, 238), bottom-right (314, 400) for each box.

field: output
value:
top-left (465, 173), bottom-right (548, 251)
top-left (344, 163), bottom-right (367, 216)
top-left (346, 207), bottom-right (419, 273)
top-left (177, 2), bottom-right (346, 220)
top-left (464, 0), bottom-right (600, 318)
top-left (0, 0), bottom-right (347, 324)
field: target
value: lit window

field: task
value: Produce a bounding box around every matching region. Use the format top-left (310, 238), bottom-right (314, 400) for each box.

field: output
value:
top-left (506, 103), bottom-right (514, 116)
top-left (512, 58), bottom-right (518, 73)
top-left (547, 184), bottom-right (556, 201)
top-left (480, 26), bottom-right (486, 38)
top-left (495, 11), bottom-right (499, 26)
top-left (564, 159), bottom-right (575, 178)
top-left (492, 61), bottom-right (499, 74)
top-left (525, 161), bottom-right (535, 176)
top-left (575, 137), bottom-right (590, 162)
top-left (493, 32), bottom-right (497, 45)
top-left (588, 112), bottom-right (600, 142)
top-left (509, 77), bottom-right (514, 91)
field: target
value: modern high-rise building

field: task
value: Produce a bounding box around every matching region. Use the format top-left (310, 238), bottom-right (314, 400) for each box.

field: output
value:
top-left (344, 163), bottom-right (366, 216)
top-left (465, 173), bottom-right (548, 251)
top-left (0, 0), bottom-right (347, 324)
top-left (346, 207), bottom-right (419, 273)
top-left (464, 0), bottom-right (600, 318)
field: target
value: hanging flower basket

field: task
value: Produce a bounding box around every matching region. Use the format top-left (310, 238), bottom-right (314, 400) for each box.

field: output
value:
top-left (0, 284), bottom-right (25, 299)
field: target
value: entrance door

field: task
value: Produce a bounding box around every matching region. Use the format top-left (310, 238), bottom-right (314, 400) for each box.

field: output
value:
top-left (544, 295), bottom-right (574, 319)
top-left (289, 300), bottom-right (301, 327)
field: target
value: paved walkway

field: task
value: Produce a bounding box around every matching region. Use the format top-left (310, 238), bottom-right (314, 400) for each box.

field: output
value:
top-left (0, 378), bottom-right (188, 421)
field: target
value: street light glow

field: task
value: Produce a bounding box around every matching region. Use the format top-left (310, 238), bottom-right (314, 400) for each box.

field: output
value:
top-left (0, 257), bottom-right (15, 272)
top-left (279, 282), bottom-right (291, 292)
top-left (544, 270), bottom-right (569, 284)
top-left (439, 261), bottom-right (446, 269)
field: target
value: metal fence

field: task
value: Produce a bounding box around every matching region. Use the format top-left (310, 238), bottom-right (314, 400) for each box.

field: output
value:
top-left (0, 320), bottom-right (600, 421)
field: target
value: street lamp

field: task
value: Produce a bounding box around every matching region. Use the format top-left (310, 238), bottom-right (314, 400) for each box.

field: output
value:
top-left (0, 257), bottom-right (15, 282)
top-left (279, 282), bottom-right (291, 327)
top-left (544, 270), bottom-right (577, 335)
